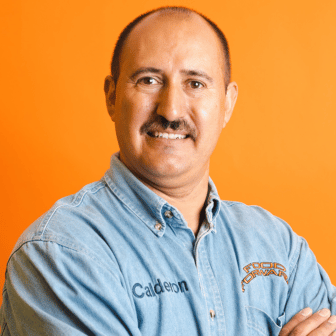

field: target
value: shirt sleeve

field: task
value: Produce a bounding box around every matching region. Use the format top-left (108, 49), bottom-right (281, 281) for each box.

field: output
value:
top-left (284, 232), bottom-right (336, 322)
top-left (1, 240), bottom-right (142, 336)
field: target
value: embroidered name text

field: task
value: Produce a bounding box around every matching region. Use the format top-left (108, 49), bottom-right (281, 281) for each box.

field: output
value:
top-left (132, 278), bottom-right (189, 299)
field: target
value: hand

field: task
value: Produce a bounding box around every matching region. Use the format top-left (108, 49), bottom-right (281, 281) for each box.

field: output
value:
top-left (279, 307), bottom-right (336, 336)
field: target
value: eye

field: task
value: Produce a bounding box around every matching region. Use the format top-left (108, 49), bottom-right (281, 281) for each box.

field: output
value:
top-left (188, 80), bottom-right (204, 89)
top-left (136, 77), bottom-right (159, 85)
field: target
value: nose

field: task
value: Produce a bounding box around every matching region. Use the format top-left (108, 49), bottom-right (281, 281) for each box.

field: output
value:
top-left (156, 83), bottom-right (186, 122)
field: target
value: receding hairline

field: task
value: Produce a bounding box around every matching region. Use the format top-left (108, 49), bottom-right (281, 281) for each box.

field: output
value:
top-left (110, 6), bottom-right (231, 88)
top-left (123, 9), bottom-right (194, 42)
top-left (127, 9), bottom-right (214, 40)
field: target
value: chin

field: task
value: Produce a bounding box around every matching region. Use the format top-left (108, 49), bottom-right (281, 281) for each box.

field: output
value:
top-left (141, 157), bottom-right (189, 180)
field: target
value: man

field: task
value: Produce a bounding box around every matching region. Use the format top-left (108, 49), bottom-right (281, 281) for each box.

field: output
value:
top-left (1, 6), bottom-right (335, 335)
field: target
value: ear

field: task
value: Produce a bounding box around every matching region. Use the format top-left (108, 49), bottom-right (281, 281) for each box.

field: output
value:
top-left (223, 81), bottom-right (238, 128)
top-left (104, 75), bottom-right (116, 121)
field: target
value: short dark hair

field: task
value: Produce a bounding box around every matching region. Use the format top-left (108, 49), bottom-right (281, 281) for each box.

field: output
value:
top-left (110, 6), bottom-right (231, 89)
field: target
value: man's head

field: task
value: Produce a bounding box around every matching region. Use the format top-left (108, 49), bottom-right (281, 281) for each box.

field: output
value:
top-left (104, 7), bottom-right (238, 188)
top-left (109, 7), bottom-right (232, 91)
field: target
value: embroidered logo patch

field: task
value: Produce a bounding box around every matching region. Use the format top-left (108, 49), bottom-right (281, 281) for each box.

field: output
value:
top-left (241, 262), bottom-right (288, 292)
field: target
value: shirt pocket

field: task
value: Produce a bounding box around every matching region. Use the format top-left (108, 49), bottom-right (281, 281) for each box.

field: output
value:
top-left (245, 306), bottom-right (285, 336)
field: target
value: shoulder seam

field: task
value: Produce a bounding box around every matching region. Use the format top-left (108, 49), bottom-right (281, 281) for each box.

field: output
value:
top-left (8, 238), bottom-right (121, 282)
top-left (220, 200), bottom-right (249, 208)
top-left (37, 181), bottom-right (107, 237)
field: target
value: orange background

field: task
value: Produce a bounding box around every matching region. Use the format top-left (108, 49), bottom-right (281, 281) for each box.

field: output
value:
top-left (1, 0), bottom-right (336, 308)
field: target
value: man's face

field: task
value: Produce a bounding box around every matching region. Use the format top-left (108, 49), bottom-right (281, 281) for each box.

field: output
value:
top-left (105, 12), bottom-right (237, 186)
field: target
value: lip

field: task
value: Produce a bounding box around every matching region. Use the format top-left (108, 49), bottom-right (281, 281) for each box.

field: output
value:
top-left (147, 131), bottom-right (189, 140)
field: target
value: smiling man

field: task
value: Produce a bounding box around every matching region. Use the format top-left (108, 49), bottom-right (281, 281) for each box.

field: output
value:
top-left (104, 9), bottom-right (237, 236)
top-left (1, 6), bottom-right (336, 336)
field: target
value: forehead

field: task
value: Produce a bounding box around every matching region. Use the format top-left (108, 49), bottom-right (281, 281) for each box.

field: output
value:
top-left (119, 12), bottom-right (225, 77)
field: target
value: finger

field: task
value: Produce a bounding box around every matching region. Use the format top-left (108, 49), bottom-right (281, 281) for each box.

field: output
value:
top-left (279, 308), bottom-right (313, 336)
top-left (308, 315), bottom-right (336, 336)
top-left (287, 308), bottom-right (331, 336)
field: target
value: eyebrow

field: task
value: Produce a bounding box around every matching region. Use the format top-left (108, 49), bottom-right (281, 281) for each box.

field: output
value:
top-left (129, 67), bottom-right (214, 84)
top-left (129, 67), bottom-right (163, 81)
top-left (180, 69), bottom-right (214, 84)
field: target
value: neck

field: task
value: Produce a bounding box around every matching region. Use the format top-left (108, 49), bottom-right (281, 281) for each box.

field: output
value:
top-left (136, 169), bottom-right (210, 235)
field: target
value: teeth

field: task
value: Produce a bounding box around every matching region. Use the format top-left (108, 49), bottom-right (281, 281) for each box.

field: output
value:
top-left (153, 132), bottom-right (186, 139)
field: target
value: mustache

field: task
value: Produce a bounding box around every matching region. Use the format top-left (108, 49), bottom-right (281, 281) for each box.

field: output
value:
top-left (140, 116), bottom-right (197, 140)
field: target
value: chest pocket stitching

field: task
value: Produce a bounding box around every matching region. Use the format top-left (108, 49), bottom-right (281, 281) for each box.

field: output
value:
top-left (245, 306), bottom-right (284, 336)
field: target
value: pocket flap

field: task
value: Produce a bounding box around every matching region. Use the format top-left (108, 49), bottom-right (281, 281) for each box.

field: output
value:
top-left (246, 306), bottom-right (285, 336)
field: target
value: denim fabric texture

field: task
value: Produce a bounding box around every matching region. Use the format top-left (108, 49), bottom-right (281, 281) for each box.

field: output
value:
top-left (1, 153), bottom-right (335, 335)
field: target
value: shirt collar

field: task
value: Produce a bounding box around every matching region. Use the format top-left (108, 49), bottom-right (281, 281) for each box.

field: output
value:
top-left (104, 153), bottom-right (221, 237)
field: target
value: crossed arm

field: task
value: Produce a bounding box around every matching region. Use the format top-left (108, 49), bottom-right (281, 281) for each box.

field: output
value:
top-left (1, 238), bottom-right (335, 335)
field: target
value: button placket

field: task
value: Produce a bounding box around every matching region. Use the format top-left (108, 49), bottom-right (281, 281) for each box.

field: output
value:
top-left (197, 242), bottom-right (226, 335)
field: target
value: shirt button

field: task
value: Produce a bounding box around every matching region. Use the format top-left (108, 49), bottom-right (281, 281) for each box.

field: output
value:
top-left (210, 309), bottom-right (216, 319)
top-left (164, 210), bottom-right (173, 218)
top-left (154, 222), bottom-right (162, 231)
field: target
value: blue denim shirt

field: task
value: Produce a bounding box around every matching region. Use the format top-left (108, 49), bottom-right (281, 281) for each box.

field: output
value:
top-left (1, 153), bottom-right (335, 335)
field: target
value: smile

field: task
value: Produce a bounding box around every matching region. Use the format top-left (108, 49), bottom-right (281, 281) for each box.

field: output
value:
top-left (147, 131), bottom-right (187, 140)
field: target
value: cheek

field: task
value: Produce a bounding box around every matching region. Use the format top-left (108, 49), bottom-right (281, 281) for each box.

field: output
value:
top-left (115, 99), bottom-right (140, 135)
top-left (119, 92), bottom-right (155, 128)
top-left (196, 101), bottom-right (225, 137)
